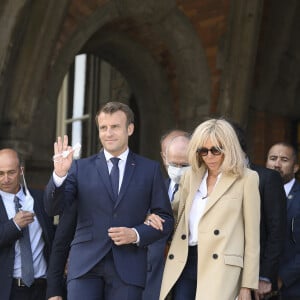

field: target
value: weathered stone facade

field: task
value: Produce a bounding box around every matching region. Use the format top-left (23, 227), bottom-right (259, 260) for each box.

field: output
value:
top-left (0, 0), bottom-right (299, 186)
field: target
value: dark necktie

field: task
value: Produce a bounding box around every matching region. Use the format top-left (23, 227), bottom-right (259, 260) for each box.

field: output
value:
top-left (14, 196), bottom-right (34, 287)
top-left (110, 157), bottom-right (120, 201)
top-left (171, 183), bottom-right (179, 202)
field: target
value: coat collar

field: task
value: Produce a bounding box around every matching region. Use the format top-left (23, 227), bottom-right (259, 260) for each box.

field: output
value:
top-left (0, 195), bottom-right (9, 221)
top-left (185, 166), bottom-right (238, 219)
top-left (287, 179), bottom-right (300, 210)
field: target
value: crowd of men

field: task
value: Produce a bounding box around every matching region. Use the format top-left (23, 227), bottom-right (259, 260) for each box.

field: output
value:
top-left (0, 101), bottom-right (300, 300)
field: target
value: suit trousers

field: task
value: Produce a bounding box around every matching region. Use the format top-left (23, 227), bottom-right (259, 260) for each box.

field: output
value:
top-left (9, 279), bottom-right (46, 300)
top-left (67, 250), bottom-right (143, 300)
top-left (172, 246), bottom-right (197, 300)
top-left (142, 238), bottom-right (167, 300)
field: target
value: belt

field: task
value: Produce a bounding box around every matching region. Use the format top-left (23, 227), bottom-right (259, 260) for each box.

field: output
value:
top-left (13, 278), bottom-right (46, 287)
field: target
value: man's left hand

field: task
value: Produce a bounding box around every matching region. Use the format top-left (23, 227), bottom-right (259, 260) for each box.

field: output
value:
top-left (108, 227), bottom-right (137, 245)
top-left (254, 280), bottom-right (272, 299)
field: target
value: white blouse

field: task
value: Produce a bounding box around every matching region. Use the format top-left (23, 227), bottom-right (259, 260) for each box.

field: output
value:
top-left (188, 170), bottom-right (221, 246)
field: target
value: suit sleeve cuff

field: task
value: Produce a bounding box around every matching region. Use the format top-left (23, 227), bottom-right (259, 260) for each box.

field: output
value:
top-left (12, 219), bottom-right (21, 231)
top-left (259, 276), bottom-right (271, 283)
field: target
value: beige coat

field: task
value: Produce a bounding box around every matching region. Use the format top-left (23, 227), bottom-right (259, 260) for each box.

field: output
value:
top-left (160, 167), bottom-right (260, 300)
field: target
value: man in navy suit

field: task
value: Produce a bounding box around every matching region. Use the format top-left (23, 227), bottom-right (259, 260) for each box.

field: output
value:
top-left (266, 142), bottom-right (300, 300)
top-left (231, 123), bottom-right (286, 300)
top-left (0, 148), bottom-right (54, 300)
top-left (44, 102), bottom-right (174, 300)
top-left (143, 133), bottom-right (190, 300)
top-left (46, 201), bottom-right (77, 300)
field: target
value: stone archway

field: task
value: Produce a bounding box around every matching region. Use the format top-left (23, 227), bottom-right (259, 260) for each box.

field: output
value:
top-left (43, 0), bottom-right (211, 159)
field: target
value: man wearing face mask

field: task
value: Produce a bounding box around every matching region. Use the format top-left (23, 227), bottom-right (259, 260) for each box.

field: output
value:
top-left (0, 148), bottom-right (54, 300)
top-left (143, 134), bottom-right (190, 300)
top-left (165, 135), bottom-right (190, 217)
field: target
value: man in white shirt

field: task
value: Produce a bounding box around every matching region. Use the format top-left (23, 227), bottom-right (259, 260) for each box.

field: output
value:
top-left (0, 148), bottom-right (54, 300)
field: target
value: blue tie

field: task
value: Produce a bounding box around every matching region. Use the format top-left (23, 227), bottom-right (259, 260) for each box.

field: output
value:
top-left (14, 196), bottom-right (34, 287)
top-left (110, 157), bottom-right (120, 201)
top-left (171, 183), bottom-right (179, 202)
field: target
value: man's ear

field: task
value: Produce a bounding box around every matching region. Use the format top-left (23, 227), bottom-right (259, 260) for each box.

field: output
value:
top-left (294, 163), bottom-right (299, 174)
top-left (128, 123), bottom-right (134, 136)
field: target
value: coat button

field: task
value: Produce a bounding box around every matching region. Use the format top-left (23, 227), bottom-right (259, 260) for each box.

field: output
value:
top-left (169, 254), bottom-right (174, 260)
top-left (214, 229), bottom-right (220, 235)
top-left (181, 234), bottom-right (186, 240)
top-left (212, 253), bottom-right (218, 259)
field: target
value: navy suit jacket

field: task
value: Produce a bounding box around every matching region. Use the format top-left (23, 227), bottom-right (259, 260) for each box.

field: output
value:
top-left (251, 165), bottom-right (286, 288)
top-left (46, 201), bottom-right (77, 299)
top-left (142, 178), bottom-right (173, 300)
top-left (279, 179), bottom-right (300, 297)
top-left (0, 189), bottom-right (54, 300)
top-left (44, 150), bottom-right (174, 288)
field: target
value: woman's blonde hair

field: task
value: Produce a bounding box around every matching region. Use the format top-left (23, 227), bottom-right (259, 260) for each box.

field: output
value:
top-left (188, 118), bottom-right (246, 177)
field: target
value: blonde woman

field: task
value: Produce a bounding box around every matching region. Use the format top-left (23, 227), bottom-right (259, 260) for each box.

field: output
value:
top-left (158, 119), bottom-right (260, 300)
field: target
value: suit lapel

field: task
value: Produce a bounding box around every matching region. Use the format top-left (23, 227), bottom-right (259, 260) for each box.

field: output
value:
top-left (201, 172), bottom-right (237, 218)
top-left (165, 178), bottom-right (171, 189)
top-left (95, 151), bottom-right (115, 201)
top-left (0, 195), bottom-right (9, 221)
top-left (287, 181), bottom-right (300, 212)
top-left (115, 151), bottom-right (136, 208)
top-left (184, 168), bottom-right (205, 226)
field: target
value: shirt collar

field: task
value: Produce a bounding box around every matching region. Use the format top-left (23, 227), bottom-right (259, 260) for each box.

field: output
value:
top-left (284, 178), bottom-right (295, 196)
top-left (0, 185), bottom-right (24, 199)
top-left (103, 148), bottom-right (129, 163)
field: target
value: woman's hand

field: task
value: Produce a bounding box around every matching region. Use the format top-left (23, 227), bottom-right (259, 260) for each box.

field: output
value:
top-left (144, 213), bottom-right (165, 231)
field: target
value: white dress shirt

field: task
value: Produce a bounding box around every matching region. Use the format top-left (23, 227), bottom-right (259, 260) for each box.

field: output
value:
top-left (188, 171), bottom-right (221, 246)
top-left (103, 148), bottom-right (128, 192)
top-left (284, 178), bottom-right (295, 197)
top-left (168, 180), bottom-right (177, 201)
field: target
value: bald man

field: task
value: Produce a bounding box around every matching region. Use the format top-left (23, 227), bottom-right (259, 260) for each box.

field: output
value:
top-left (143, 134), bottom-right (190, 300)
top-left (160, 129), bottom-right (189, 169)
top-left (0, 149), bottom-right (54, 300)
top-left (165, 135), bottom-right (190, 201)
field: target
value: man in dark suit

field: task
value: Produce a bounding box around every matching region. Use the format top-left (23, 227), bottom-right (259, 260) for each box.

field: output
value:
top-left (266, 142), bottom-right (300, 300)
top-left (143, 134), bottom-right (190, 300)
top-left (250, 164), bottom-right (286, 300)
top-left (46, 202), bottom-right (77, 300)
top-left (44, 102), bottom-right (174, 300)
top-left (0, 148), bottom-right (54, 300)
top-left (232, 124), bottom-right (286, 300)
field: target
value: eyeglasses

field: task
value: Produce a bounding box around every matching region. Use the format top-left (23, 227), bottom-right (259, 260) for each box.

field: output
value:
top-left (197, 146), bottom-right (223, 156)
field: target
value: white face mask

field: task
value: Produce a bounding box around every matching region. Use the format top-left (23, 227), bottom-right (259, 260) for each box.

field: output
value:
top-left (167, 165), bottom-right (190, 184)
top-left (21, 170), bottom-right (34, 212)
